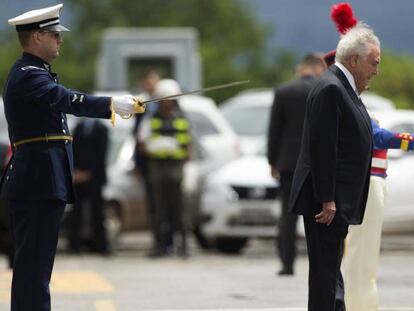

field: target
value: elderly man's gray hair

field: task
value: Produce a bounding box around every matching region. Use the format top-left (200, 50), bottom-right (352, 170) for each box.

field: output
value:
top-left (335, 23), bottom-right (380, 63)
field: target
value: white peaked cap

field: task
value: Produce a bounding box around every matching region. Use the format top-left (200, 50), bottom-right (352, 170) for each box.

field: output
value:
top-left (8, 3), bottom-right (69, 32)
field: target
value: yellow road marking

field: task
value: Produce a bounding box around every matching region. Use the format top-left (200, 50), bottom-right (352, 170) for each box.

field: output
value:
top-left (51, 271), bottom-right (114, 293)
top-left (1, 271), bottom-right (413, 310)
top-left (1, 270), bottom-right (113, 293)
top-left (95, 299), bottom-right (117, 311)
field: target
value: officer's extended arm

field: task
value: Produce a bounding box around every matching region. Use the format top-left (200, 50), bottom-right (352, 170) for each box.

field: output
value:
top-left (372, 119), bottom-right (414, 151)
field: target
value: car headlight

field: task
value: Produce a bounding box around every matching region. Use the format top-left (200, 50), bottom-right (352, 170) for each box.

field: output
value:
top-left (203, 182), bottom-right (239, 202)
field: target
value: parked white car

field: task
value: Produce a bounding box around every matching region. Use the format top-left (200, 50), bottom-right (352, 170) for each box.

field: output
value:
top-left (199, 144), bottom-right (281, 253)
top-left (67, 93), bottom-right (240, 248)
top-left (220, 89), bottom-right (273, 155)
top-left (178, 94), bottom-right (240, 165)
top-left (220, 88), bottom-right (395, 156)
top-left (371, 109), bottom-right (414, 233)
top-left (199, 108), bottom-right (414, 255)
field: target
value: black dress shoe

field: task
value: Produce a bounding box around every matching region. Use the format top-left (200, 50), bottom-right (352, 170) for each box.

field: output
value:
top-left (277, 268), bottom-right (294, 276)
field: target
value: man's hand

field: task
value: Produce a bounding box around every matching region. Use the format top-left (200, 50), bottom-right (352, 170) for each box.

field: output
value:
top-left (270, 165), bottom-right (280, 180)
top-left (112, 95), bottom-right (145, 117)
top-left (73, 170), bottom-right (91, 184)
top-left (315, 201), bottom-right (336, 225)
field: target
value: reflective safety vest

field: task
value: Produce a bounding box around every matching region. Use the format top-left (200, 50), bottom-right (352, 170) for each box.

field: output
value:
top-left (147, 115), bottom-right (191, 160)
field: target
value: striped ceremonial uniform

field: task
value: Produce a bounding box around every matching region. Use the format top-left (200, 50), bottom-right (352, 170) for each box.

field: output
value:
top-left (344, 119), bottom-right (414, 311)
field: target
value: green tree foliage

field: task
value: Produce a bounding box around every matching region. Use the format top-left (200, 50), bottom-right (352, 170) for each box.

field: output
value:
top-left (3, 1), bottom-right (414, 108)
top-left (66, 0), bottom-right (295, 102)
top-left (0, 0), bottom-right (296, 103)
top-left (370, 50), bottom-right (414, 109)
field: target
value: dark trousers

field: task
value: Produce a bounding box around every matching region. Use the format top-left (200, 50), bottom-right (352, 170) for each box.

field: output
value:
top-left (0, 199), bottom-right (14, 268)
top-left (9, 199), bottom-right (65, 311)
top-left (277, 172), bottom-right (298, 271)
top-left (69, 183), bottom-right (107, 253)
top-left (148, 160), bottom-right (187, 253)
top-left (303, 215), bottom-right (348, 311)
top-left (138, 155), bottom-right (158, 249)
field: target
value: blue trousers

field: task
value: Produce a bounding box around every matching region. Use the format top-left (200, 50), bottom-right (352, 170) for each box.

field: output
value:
top-left (9, 200), bottom-right (65, 311)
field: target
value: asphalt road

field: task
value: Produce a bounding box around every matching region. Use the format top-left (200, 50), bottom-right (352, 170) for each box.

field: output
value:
top-left (0, 233), bottom-right (413, 311)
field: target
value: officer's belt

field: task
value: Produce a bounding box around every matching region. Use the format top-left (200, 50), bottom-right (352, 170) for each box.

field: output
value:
top-left (13, 135), bottom-right (73, 148)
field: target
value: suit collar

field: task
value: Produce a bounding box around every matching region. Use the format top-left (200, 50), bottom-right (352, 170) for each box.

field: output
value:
top-left (334, 62), bottom-right (357, 94)
top-left (329, 65), bottom-right (373, 139)
top-left (329, 65), bottom-right (360, 104)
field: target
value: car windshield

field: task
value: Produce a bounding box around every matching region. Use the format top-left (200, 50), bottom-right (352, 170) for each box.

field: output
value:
top-left (107, 127), bottom-right (131, 165)
top-left (221, 105), bottom-right (270, 136)
top-left (185, 111), bottom-right (219, 138)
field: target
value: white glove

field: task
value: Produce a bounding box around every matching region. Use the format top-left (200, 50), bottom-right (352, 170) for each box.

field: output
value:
top-left (111, 95), bottom-right (136, 117)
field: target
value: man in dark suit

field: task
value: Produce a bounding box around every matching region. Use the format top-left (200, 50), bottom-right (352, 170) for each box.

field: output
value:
top-left (2, 4), bottom-right (144, 310)
top-left (69, 118), bottom-right (109, 254)
top-left (267, 53), bottom-right (326, 276)
top-left (289, 24), bottom-right (380, 310)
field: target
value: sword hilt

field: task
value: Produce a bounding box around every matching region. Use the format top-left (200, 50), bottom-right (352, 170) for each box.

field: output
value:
top-left (120, 98), bottom-right (146, 120)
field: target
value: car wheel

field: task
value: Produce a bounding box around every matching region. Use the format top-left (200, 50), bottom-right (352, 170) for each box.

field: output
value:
top-left (192, 224), bottom-right (212, 249)
top-left (105, 201), bottom-right (122, 251)
top-left (215, 237), bottom-right (248, 254)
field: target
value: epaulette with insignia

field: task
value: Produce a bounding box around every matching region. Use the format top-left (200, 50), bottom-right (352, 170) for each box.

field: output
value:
top-left (20, 65), bottom-right (46, 71)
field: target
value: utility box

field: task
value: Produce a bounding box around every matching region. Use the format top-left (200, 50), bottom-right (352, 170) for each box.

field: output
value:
top-left (96, 27), bottom-right (202, 92)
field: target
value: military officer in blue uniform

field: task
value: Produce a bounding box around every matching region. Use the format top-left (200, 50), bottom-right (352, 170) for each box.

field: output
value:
top-left (2, 4), bottom-right (145, 311)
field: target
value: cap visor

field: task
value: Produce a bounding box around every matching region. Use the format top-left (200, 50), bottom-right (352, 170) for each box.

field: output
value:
top-left (43, 24), bottom-right (70, 32)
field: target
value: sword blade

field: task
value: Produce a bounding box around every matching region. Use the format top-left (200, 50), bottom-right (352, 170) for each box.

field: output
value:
top-left (141, 80), bottom-right (250, 104)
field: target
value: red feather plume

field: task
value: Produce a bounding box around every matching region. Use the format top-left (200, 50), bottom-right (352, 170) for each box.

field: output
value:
top-left (331, 3), bottom-right (358, 34)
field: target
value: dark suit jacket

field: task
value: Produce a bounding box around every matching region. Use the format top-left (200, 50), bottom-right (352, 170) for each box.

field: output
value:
top-left (267, 75), bottom-right (317, 172)
top-left (289, 65), bottom-right (373, 225)
top-left (73, 119), bottom-right (108, 187)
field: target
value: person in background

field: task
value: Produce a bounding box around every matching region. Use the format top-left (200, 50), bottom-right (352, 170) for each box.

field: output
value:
top-left (0, 145), bottom-right (14, 268)
top-left (288, 23), bottom-right (380, 310)
top-left (2, 4), bottom-right (144, 310)
top-left (267, 53), bottom-right (326, 276)
top-left (133, 70), bottom-right (160, 134)
top-left (69, 118), bottom-right (109, 254)
top-left (133, 70), bottom-right (161, 253)
top-left (137, 79), bottom-right (191, 258)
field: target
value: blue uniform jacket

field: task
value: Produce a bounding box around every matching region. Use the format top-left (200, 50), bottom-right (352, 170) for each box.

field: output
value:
top-left (2, 52), bottom-right (112, 203)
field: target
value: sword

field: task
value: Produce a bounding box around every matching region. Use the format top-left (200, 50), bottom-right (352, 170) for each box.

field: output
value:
top-left (141, 80), bottom-right (250, 105)
top-left (125, 80), bottom-right (250, 119)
